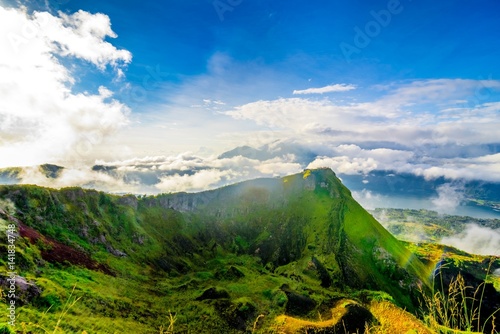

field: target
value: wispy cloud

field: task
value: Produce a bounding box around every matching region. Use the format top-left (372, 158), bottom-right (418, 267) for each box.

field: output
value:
top-left (293, 83), bottom-right (356, 95)
top-left (226, 79), bottom-right (500, 140)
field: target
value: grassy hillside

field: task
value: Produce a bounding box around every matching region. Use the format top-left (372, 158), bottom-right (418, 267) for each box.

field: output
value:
top-left (0, 169), bottom-right (496, 333)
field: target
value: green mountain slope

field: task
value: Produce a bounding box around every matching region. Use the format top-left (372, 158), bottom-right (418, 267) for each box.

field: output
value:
top-left (143, 169), bottom-right (431, 301)
top-left (0, 168), bottom-right (433, 333)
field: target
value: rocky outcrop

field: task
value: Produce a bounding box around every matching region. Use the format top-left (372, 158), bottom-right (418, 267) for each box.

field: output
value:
top-left (0, 275), bottom-right (41, 305)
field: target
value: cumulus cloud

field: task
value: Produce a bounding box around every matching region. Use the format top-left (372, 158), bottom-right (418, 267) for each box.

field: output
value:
top-left (36, 10), bottom-right (132, 69)
top-left (293, 83), bottom-right (356, 95)
top-left (0, 6), bottom-right (131, 168)
top-left (440, 224), bottom-right (500, 256)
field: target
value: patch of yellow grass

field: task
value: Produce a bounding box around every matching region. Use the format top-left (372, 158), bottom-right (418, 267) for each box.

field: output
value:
top-left (271, 299), bottom-right (434, 334)
top-left (272, 299), bottom-right (355, 333)
top-left (368, 301), bottom-right (433, 334)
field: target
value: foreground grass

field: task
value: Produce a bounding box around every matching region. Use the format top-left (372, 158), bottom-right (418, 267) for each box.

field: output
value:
top-left (419, 257), bottom-right (499, 334)
top-left (1, 239), bottom-right (497, 333)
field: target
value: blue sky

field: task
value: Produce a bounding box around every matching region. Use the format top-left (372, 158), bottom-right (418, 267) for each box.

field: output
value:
top-left (19, 0), bottom-right (500, 100)
top-left (64, 0), bottom-right (500, 85)
top-left (1, 0), bottom-right (500, 195)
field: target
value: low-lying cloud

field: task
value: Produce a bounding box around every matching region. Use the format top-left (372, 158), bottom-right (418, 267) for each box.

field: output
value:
top-left (431, 183), bottom-right (465, 213)
top-left (7, 151), bottom-right (303, 194)
top-left (307, 145), bottom-right (414, 175)
top-left (351, 189), bottom-right (384, 210)
top-left (440, 224), bottom-right (500, 256)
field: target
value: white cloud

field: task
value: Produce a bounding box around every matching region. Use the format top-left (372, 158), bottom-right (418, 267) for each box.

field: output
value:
top-left (37, 10), bottom-right (132, 69)
top-left (440, 224), bottom-right (500, 256)
top-left (15, 166), bottom-right (140, 193)
top-left (380, 79), bottom-right (500, 106)
top-left (293, 83), bottom-right (356, 95)
top-left (156, 169), bottom-right (236, 193)
top-left (414, 153), bottom-right (500, 182)
top-left (308, 156), bottom-right (378, 175)
top-left (220, 77), bottom-right (500, 184)
top-left (431, 183), bottom-right (464, 213)
top-left (254, 159), bottom-right (302, 176)
top-left (10, 149), bottom-right (304, 194)
top-left (306, 145), bottom-right (414, 175)
top-left (351, 189), bottom-right (383, 210)
top-left (0, 6), bottom-right (131, 168)
top-left (225, 98), bottom-right (336, 129)
top-left (225, 79), bottom-right (500, 146)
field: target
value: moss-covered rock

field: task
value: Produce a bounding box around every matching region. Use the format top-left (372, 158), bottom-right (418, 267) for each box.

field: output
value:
top-left (196, 287), bottom-right (230, 301)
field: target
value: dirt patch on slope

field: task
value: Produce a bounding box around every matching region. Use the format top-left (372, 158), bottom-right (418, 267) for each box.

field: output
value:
top-left (17, 220), bottom-right (114, 275)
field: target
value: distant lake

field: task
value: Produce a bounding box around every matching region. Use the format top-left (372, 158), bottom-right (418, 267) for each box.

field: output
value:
top-left (353, 194), bottom-right (500, 219)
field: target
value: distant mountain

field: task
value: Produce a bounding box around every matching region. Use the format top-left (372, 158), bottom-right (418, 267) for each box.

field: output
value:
top-left (0, 164), bottom-right (64, 184)
top-left (218, 142), bottom-right (317, 163)
top-left (218, 145), bottom-right (272, 160)
top-left (39, 164), bottom-right (64, 179)
top-left (341, 170), bottom-right (500, 201)
top-left (0, 166), bottom-right (21, 184)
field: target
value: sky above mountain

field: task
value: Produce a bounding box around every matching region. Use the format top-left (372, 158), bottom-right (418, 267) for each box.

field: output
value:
top-left (1, 0), bottom-right (500, 193)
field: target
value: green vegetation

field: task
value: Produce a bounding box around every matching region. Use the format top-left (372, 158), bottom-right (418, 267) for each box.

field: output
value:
top-left (0, 169), bottom-right (497, 333)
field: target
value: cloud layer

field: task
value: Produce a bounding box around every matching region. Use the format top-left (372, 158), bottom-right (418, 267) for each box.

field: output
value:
top-left (8, 150), bottom-right (303, 194)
